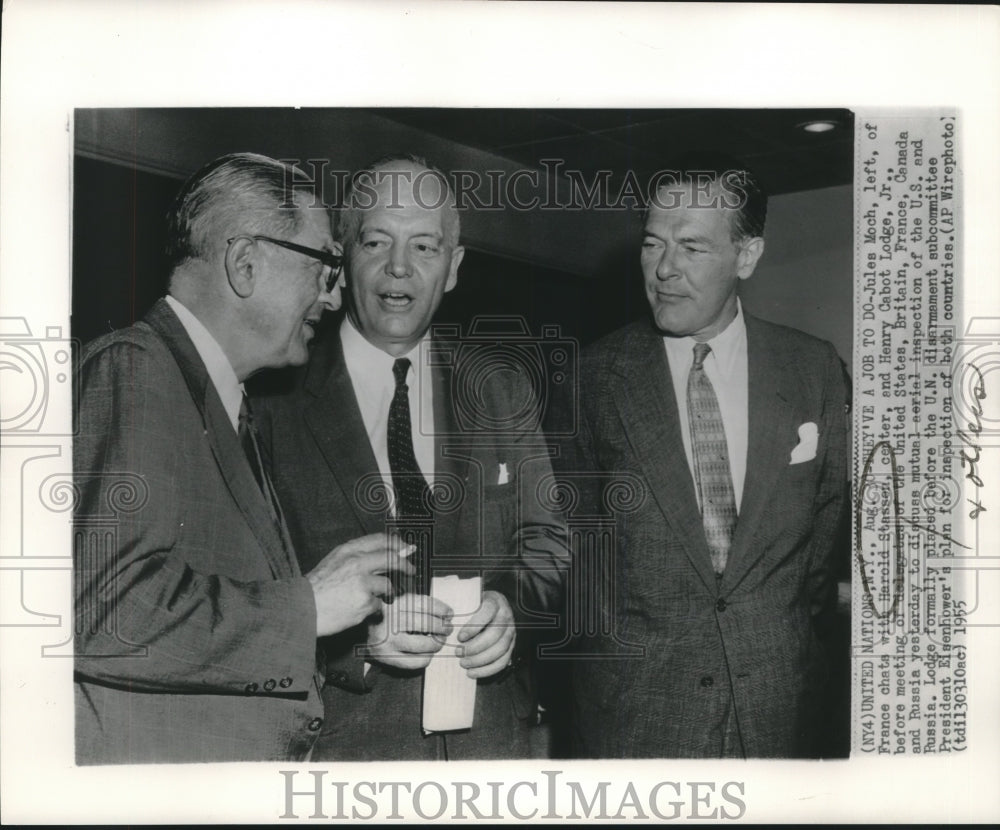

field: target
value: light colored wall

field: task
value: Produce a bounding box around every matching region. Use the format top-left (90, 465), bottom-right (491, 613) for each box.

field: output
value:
top-left (741, 184), bottom-right (853, 367)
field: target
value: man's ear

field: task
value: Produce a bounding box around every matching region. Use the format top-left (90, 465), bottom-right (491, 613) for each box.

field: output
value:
top-left (736, 237), bottom-right (764, 281)
top-left (225, 237), bottom-right (257, 298)
top-left (445, 246), bottom-right (464, 293)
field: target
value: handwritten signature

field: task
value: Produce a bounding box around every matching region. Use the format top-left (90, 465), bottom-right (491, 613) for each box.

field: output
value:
top-left (957, 362), bottom-right (987, 518)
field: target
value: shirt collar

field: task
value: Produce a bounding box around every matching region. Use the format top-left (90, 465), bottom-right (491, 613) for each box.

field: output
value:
top-left (662, 298), bottom-right (747, 370)
top-left (165, 294), bottom-right (244, 431)
top-left (340, 315), bottom-right (425, 382)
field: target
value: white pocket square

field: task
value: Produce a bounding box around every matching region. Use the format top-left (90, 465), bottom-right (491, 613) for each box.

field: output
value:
top-left (789, 422), bottom-right (818, 464)
top-left (497, 462), bottom-right (510, 485)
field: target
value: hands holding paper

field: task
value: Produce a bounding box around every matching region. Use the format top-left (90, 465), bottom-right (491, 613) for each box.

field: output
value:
top-left (365, 594), bottom-right (454, 670)
top-left (365, 589), bottom-right (515, 679)
top-left (456, 590), bottom-right (516, 679)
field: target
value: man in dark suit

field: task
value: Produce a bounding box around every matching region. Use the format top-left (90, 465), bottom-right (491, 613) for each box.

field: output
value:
top-left (255, 155), bottom-right (569, 760)
top-left (561, 158), bottom-right (848, 758)
top-left (73, 153), bottom-right (413, 764)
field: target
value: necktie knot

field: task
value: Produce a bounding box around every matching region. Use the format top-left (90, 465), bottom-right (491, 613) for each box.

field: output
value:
top-left (692, 342), bottom-right (711, 369)
top-left (393, 357), bottom-right (411, 389)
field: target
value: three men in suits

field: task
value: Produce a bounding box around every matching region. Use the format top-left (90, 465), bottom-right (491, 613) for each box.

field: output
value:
top-left (73, 153), bottom-right (412, 763)
top-left (562, 159), bottom-right (848, 758)
top-left (255, 155), bottom-right (570, 760)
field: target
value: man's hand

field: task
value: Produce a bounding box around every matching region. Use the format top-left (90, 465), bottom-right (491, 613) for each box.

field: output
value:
top-left (457, 590), bottom-right (516, 679)
top-left (365, 593), bottom-right (454, 671)
top-left (307, 534), bottom-right (415, 637)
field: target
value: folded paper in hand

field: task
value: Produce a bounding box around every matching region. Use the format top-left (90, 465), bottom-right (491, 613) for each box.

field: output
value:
top-left (422, 575), bottom-right (482, 733)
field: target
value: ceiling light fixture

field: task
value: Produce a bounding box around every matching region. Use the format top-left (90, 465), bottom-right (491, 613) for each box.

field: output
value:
top-left (799, 120), bottom-right (838, 133)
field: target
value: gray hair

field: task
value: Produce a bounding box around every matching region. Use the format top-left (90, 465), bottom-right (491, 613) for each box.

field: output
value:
top-left (337, 153), bottom-right (461, 248)
top-left (165, 152), bottom-right (318, 270)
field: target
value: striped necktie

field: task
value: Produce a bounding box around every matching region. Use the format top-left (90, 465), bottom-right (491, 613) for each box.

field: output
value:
top-left (238, 393), bottom-right (285, 532)
top-left (687, 343), bottom-right (737, 575)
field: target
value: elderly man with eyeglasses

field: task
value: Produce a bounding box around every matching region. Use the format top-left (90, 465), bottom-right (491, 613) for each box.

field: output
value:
top-left (73, 152), bottom-right (413, 764)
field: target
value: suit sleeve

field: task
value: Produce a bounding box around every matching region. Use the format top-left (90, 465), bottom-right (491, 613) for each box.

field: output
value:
top-left (73, 340), bottom-right (319, 696)
top-left (804, 343), bottom-right (850, 619)
top-left (545, 362), bottom-right (609, 644)
top-left (484, 369), bottom-right (572, 635)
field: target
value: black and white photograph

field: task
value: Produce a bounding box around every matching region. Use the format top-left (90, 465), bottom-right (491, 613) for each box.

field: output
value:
top-left (70, 106), bottom-right (854, 767)
top-left (1, 2), bottom-right (997, 824)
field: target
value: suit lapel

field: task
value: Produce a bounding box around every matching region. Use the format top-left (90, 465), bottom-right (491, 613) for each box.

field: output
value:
top-left (302, 332), bottom-right (386, 536)
top-left (611, 322), bottom-right (718, 593)
top-left (145, 299), bottom-right (297, 579)
top-left (722, 315), bottom-right (799, 591)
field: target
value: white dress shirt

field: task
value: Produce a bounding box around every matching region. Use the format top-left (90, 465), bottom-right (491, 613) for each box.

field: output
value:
top-left (340, 317), bottom-right (436, 515)
top-left (662, 300), bottom-right (749, 512)
top-left (166, 294), bottom-right (244, 432)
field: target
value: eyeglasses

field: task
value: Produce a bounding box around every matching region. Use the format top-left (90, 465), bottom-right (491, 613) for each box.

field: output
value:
top-left (227, 235), bottom-right (343, 293)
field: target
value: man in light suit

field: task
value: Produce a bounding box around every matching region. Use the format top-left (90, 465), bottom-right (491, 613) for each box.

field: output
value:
top-left (561, 158), bottom-right (848, 758)
top-left (255, 155), bottom-right (569, 760)
top-left (73, 153), bottom-right (412, 764)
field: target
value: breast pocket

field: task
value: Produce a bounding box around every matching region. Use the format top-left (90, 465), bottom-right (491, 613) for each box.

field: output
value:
top-left (773, 455), bottom-right (824, 537)
top-left (482, 481), bottom-right (518, 545)
top-left (783, 453), bottom-right (822, 494)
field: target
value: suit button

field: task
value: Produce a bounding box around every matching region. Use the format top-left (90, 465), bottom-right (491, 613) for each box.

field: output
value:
top-left (700, 676), bottom-right (714, 688)
top-left (308, 717), bottom-right (323, 732)
top-left (244, 682), bottom-right (258, 694)
top-left (332, 671), bottom-right (347, 684)
top-left (716, 597), bottom-right (727, 612)
top-left (263, 678), bottom-right (277, 692)
top-left (279, 677), bottom-right (292, 689)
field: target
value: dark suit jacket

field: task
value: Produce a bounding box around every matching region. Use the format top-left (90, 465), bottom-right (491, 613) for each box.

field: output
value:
top-left (254, 326), bottom-right (570, 760)
top-left (73, 299), bottom-right (325, 764)
top-left (560, 314), bottom-right (848, 758)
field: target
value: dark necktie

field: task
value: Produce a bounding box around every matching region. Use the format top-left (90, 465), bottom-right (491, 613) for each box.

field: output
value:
top-left (387, 358), bottom-right (432, 593)
top-left (687, 343), bottom-right (737, 575)
top-left (238, 393), bottom-right (285, 531)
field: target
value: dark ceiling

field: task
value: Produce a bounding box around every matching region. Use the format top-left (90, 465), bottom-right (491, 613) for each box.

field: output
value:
top-left (377, 107), bottom-right (854, 196)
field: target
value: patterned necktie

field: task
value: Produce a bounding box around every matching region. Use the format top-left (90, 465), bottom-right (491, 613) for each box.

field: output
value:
top-left (387, 357), bottom-right (432, 593)
top-left (687, 343), bottom-right (737, 575)
top-left (238, 394), bottom-right (285, 531)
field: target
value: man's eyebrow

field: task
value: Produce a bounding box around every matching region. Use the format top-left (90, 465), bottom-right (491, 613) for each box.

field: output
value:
top-left (642, 229), bottom-right (714, 245)
top-left (677, 234), bottom-right (714, 245)
top-left (358, 225), bottom-right (443, 240)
